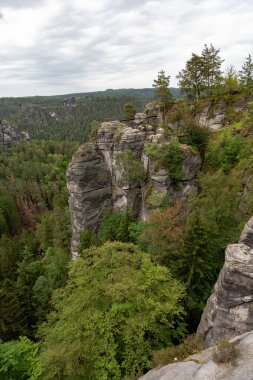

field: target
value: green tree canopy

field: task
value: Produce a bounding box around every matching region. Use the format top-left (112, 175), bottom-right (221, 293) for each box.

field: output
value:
top-left (39, 242), bottom-right (186, 380)
top-left (152, 69), bottom-right (173, 120)
top-left (239, 54), bottom-right (253, 87)
top-left (177, 44), bottom-right (224, 100)
top-left (123, 103), bottom-right (136, 120)
top-left (177, 53), bottom-right (204, 101)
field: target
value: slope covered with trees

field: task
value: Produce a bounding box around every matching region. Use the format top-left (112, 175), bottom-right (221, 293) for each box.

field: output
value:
top-left (1, 44), bottom-right (253, 379)
top-left (0, 88), bottom-right (181, 143)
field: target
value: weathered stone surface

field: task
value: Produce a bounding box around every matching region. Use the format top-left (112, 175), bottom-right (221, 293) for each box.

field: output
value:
top-left (67, 119), bottom-right (202, 257)
top-left (196, 104), bottom-right (226, 131)
top-left (67, 144), bottom-right (112, 258)
top-left (197, 217), bottom-right (253, 344)
top-left (139, 330), bottom-right (253, 380)
top-left (0, 120), bottom-right (29, 146)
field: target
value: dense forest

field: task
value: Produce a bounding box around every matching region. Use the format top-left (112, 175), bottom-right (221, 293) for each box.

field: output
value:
top-left (0, 88), bottom-right (181, 143)
top-left (1, 44), bottom-right (253, 379)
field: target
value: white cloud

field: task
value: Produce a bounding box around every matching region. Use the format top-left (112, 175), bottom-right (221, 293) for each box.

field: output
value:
top-left (0, 0), bottom-right (252, 96)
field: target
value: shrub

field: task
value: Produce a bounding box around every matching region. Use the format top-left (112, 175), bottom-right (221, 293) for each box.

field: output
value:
top-left (212, 340), bottom-right (239, 364)
top-left (115, 150), bottom-right (147, 183)
top-left (145, 139), bottom-right (184, 186)
top-left (182, 122), bottom-right (210, 156)
top-left (152, 334), bottom-right (207, 367)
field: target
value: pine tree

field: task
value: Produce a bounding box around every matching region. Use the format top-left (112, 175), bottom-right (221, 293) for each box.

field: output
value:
top-left (239, 54), bottom-right (253, 87)
top-left (152, 69), bottom-right (173, 121)
top-left (200, 44), bottom-right (224, 96)
top-left (177, 53), bottom-right (204, 101)
top-left (123, 103), bottom-right (136, 120)
top-left (0, 284), bottom-right (27, 341)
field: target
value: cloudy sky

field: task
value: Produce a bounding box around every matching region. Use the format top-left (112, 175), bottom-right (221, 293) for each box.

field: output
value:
top-left (0, 0), bottom-right (252, 97)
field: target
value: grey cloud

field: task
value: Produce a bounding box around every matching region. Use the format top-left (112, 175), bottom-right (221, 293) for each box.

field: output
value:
top-left (0, 0), bottom-right (46, 8)
top-left (0, 0), bottom-right (253, 96)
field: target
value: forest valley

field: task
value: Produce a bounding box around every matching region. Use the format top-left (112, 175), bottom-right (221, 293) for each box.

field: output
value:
top-left (1, 44), bottom-right (253, 379)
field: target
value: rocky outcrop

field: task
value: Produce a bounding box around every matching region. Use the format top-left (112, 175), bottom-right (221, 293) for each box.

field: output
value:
top-left (139, 330), bottom-right (253, 380)
top-left (197, 217), bottom-right (253, 344)
top-left (67, 105), bottom-right (202, 257)
top-left (0, 120), bottom-right (29, 146)
top-left (67, 144), bottom-right (112, 258)
top-left (196, 103), bottom-right (226, 130)
top-left (195, 99), bottom-right (248, 131)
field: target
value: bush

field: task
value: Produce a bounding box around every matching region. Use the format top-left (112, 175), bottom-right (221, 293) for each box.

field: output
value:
top-left (152, 334), bottom-right (207, 367)
top-left (212, 340), bottom-right (239, 364)
top-left (182, 122), bottom-right (210, 156)
top-left (145, 139), bottom-right (183, 185)
top-left (207, 134), bottom-right (244, 173)
top-left (115, 150), bottom-right (147, 183)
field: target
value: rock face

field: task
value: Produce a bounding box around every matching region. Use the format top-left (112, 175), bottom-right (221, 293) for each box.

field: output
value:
top-left (67, 144), bottom-right (112, 258)
top-left (195, 99), bottom-right (248, 131)
top-left (197, 217), bottom-right (253, 344)
top-left (139, 330), bottom-right (253, 380)
top-left (0, 120), bottom-right (29, 146)
top-left (67, 105), bottom-right (202, 257)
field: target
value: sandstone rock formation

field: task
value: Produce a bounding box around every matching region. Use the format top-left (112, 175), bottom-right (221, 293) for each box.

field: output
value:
top-left (139, 330), bottom-right (253, 380)
top-left (67, 106), bottom-right (202, 257)
top-left (195, 99), bottom-right (248, 131)
top-left (0, 120), bottom-right (29, 147)
top-left (197, 217), bottom-right (253, 344)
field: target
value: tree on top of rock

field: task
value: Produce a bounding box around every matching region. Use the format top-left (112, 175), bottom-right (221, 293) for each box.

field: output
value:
top-left (201, 43), bottom-right (224, 96)
top-left (177, 53), bottom-right (204, 102)
top-left (177, 44), bottom-right (224, 100)
top-left (239, 54), bottom-right (253, 87)
top-left (152, 69), bottom-right (173, 121)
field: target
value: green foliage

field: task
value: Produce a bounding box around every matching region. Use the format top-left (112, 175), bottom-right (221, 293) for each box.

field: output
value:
top-left (212, 340), bottom-right (239, 365)
top-left (181, 122), bottom-right (210, 156)
top-left (177, 53), bottom-right (204, 101)
top-left (36, 207), bottom-right (71, 251)
top-left (153, 70), bottom-right (173, 119)
top-left (115, 150), bottom-right (147, 183)
top-left (97, 210), bottom-right (133, 245)
top-left (152, 334), bottom-right (207, 367)
top-left (146, 139), bottom-right (183, 185)
top-left (175, 212), bottom-right (217, 322)
top-left (123, 103), bottom-right (136, 120)
top-left (32, 247), bottom-right (70, 325)
top-left (146, 192), bottom-right (170, 210)
top-left (0, 141), bottom-right (75, 340)
top-left (140, 200), bottom-right (186, 268)
top-left (0, 284), bottom-right (27, 341)
top-left (177, 44), bottom-right (224, 100)
top-left (0, 194), bottom-right (21, 236)
top-left (78, 229), bottom-right (97, 251)
top-left (207, 133), bottom-right (244, 173)
top-left (223, 65), bottom-right (240, 94)
top-left (88, 120), bottom-right (101, 142)
top-left (239, 54), bottom-right (253, 88)
top-left (0, 336), bottom-right (41, 380)
top-left (1, 94), bottom-right (148, 143)
top-left (39, 242), bottom-right (186, 379)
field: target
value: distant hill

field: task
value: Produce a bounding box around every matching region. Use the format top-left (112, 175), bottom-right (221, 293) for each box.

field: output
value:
top-left (0, 88), bottom-right (182, 142)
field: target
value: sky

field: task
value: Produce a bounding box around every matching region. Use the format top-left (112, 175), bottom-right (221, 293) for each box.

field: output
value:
top-left (0, 0), bottom-right (252, 97)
